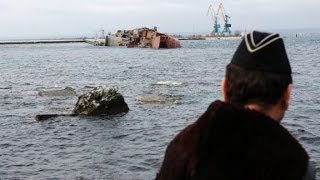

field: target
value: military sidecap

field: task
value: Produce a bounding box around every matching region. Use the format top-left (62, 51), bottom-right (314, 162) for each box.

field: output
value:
top-left (231, 31), bottom-right (291, 74)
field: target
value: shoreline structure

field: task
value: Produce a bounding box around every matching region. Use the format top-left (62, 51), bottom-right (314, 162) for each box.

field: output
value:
top-left (0, 29), bottom-right (242, 46)
top-left (0, 38), bottom-right (85, 45)
top-left (0, 35), bottom-right (241, 45)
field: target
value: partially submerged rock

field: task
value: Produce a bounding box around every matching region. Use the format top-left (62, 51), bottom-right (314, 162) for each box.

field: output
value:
top-left (73, 86), bottom-right (129, 116)
top-left (136, 94), bottom-right (183, 104)
top-left (39, 87), bottom-right (76, 97)
top-left (35, 86), bottom-right (129, 121)
top-left (35, 114), bottom-right (77, 121)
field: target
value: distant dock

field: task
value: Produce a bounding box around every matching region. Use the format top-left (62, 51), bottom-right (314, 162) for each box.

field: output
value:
top-left (0, 38), bottom-right (85, 45)
top-left (0, 35), bottom-right (242, 46)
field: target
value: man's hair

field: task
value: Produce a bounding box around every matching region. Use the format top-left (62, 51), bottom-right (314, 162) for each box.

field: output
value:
top-left (225, 63), bottom-right (292, 108)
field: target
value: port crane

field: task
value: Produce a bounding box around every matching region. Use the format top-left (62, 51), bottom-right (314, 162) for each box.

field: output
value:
top-left (207, 4), bottom-right (220, 35)
top-left (207, 2), bottom-right (232, 35)
top-left (218, 3), bottom-right (232, 35)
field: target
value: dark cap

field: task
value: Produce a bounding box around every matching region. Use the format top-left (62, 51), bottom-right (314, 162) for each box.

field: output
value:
top-left (231, 31), bottom-right (291, 74)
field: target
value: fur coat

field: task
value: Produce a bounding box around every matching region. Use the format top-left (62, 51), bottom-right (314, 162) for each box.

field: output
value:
top-left (156, 100), bottom-right (309, 180)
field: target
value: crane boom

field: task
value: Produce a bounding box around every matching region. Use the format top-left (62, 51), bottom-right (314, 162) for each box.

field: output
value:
top-left (207, 5), bottom-right (216, 21)
top-left (218, 3), bottom-right (226, 21)
top-left (207, 3), bottom-right (221, 35)
top-left (217, 3), bottom-right (232, 35)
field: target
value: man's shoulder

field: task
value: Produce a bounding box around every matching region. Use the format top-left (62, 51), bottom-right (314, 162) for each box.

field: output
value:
top-left (165, 100), bottom-right (229, 157)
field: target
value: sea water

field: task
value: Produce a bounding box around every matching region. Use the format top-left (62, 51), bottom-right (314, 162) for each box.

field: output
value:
top-left (0, 33), bottom-right (319, 179)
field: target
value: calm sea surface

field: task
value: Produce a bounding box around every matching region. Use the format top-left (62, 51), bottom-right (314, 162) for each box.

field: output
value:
top-left (1, 33), bottom-right (319, 179)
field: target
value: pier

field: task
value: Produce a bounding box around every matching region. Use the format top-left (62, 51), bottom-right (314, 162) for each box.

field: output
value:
top-left (0, 38), bottom-right (110, 46)
top-left (0, 38), bottom-right (85, 45)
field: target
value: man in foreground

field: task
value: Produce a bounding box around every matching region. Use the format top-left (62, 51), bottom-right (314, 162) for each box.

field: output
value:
top-left (156, 31), bottom-right (315, 180)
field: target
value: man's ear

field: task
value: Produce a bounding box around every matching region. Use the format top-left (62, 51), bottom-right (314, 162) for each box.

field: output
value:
top-left (221, 78), bottom-right (227, 101)
top-left (281, 84), bottom-right (292, 110)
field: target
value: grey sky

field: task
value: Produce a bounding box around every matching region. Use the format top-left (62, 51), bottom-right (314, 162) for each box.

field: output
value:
top-left (0, 0), bottom-right (319, 39)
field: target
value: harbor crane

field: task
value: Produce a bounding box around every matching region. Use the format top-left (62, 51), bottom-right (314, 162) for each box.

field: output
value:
top-left (207, 2), bottom-right (232, 35)
top-left (207, 4), bottom-right (220, 35)
top-left (218, 3), bottom-right (232, 35)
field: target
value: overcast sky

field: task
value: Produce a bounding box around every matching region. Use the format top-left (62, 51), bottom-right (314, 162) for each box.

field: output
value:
top-left (0, 0), bottom-right (319, 39)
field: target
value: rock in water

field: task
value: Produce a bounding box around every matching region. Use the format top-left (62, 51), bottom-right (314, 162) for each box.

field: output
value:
top-left (73, 86), bottom-right (129, 116)
top-left (35, 114), bottom-right (77, 121)
top-left (136, 94), bottom-right (183, 104)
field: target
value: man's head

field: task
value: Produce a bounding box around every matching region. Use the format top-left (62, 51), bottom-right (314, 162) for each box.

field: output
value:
top-left (221, 31), bottom-right (292, 121)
